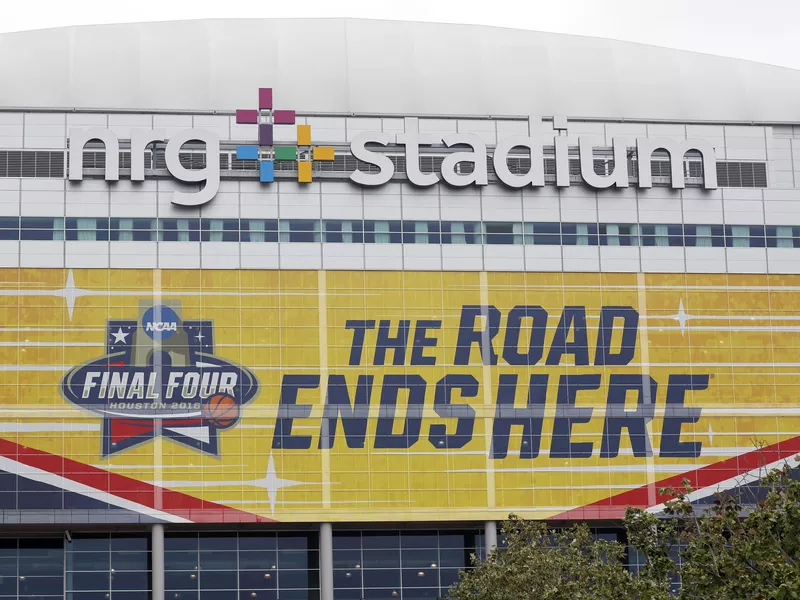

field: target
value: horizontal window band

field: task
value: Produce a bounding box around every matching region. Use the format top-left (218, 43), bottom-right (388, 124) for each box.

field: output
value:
top-left (0, 218), bottom-right (795, 248)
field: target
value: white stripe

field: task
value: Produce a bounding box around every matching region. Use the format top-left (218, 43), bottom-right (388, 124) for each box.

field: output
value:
top-left (651, 314), bottom-right (800, 322)
top-left (0, 423), bottom-right (100, 433)
top-left (92, 464), bottom-right (245, 470)
top-left (0, 282), bottom-right (59, 287)
top-left (701, 408), bottom-right (800, 415)
top-left (102, 410), bottom-right (200, 419)
top-left (0, 335), bottom-right (793, 347)
top-left (0, 365), bottom-right (69, 371)
top-left (0, 409), bottom-right (89, 414)
top-left (219, 499), bottom-right (414, 505)
top-left (372, 447), bottom-right (758, 457)
top-left (0, 327), bottom-right (103, 332)
top-left (450, 465), bottom-right (700, 474)
top-left (651, 326), bottom-right (800, 332)
top-left (237, 424), bottom-right (318, 430)
top-left (0, 456), bottom-right (191, 523)
top-left (0, 342), bottom-right (103, 347)
top-left (238, 362), bottom-right (800, 369)
top-left (2, 405), bottom-right (796, 420)
top-left (0, 289), bottom-right (374, 298)
top-left (4, 362), bottom-right (800, 373)
top-left (646, 454), bottom-right (800, 514)
top-left (442, 284), bottom-right (800, 292)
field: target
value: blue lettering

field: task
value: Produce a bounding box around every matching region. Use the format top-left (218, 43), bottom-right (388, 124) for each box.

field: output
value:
top-left (550, 374), bottom-right (600, 458)
top-left (428, 374), bottom-right (477, 449)
top-left (374, 374), bottom-right (426, 449)
top-left (373, 320), bottom-right (410, 366)
top-left (345, 320), bottom-right (375, 366)
top-left (660, 374), bottom-right (707, 458)
top-left (318, 375), bottom-right (373, 449)
top-left (273, 375), bottom-right (318, 450)
top-left (502, 305), bottom-right (548, 366)
top-left (594, 307), bottom-right (639, 366)
top-left (411, 320), bottom-right (441, 366)
top-left (454, 305), bottom-right (501, 365)
top-left (491, 374), bottom-right (548, 459)
top-left (600, 374), bottom-right (656, 458)
top-left (546, 307), bottom-right (590, 366)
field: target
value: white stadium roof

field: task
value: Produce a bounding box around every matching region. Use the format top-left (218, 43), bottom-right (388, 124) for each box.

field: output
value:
top-left (1, 18), bottom-right (799, 122)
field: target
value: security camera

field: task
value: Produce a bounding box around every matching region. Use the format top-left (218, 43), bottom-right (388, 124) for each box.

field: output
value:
top-left (64, 530), bottom-right (72, 544)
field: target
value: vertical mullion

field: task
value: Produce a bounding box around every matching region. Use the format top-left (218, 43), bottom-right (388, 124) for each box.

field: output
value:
top-left (236, 532), bottom-right (241, 599)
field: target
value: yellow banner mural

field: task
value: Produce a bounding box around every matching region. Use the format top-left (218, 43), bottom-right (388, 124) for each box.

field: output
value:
top-left (1, 268), bottom-right (799, 523)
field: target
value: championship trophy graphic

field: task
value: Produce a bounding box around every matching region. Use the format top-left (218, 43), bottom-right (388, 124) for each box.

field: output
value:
top-left (61, 301), bottom-right (259, 457)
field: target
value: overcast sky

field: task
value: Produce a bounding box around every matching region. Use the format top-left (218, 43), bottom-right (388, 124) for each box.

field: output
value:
top-left (3, 0), bottom-right (799, 70)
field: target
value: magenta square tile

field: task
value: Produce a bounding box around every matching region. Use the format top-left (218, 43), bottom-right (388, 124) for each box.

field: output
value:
top-left (236, 109), bottom-right (258, 124)
top-left (274, 110), bottom-right (296, 125)
top-left (259, 88), bottom-right (273, 110)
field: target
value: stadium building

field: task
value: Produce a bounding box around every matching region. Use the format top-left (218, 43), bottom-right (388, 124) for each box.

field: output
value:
top-left (1, 17), bottom-right (800, 600)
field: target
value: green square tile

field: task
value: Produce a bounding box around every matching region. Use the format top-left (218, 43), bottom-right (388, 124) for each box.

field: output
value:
top-left (275, 146), bottom-right (297, 160)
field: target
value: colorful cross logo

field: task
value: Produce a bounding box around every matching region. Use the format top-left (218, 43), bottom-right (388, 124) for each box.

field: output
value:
top-left (235, 87), bottom-right (334, 183)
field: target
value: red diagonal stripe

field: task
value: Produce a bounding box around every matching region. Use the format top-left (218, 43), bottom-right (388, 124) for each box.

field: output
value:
top-left (110, 419), bottom-right (155, 443)
top-left (110, 418), bottom-right (206, 444)
top-left (551, 435), bottom-right (800, 520)
top-left (0, 438), bottom-right (273, 523)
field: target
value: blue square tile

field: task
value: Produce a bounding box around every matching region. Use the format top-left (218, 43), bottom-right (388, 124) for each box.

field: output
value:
top-left (237, 145), bottom-right (259, 160)
top-left (260, 160), bottom-right (275, 183)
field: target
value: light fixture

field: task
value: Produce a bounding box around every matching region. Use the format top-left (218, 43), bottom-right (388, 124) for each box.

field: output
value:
top-left (418, 571), bottom-right (425, 577)
top-left (391, 591), bottom-right (398, 597)
top-left (430, 563), bottom-right (437, 568)
top-left (355, 563), bottom-right (361, 569)
top-left (346, 572), bottom-right (352, 577)
top-left (264, 573), bottom-right (271, 580)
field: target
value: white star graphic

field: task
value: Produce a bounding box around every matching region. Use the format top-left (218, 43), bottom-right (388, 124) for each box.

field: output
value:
top-left (256, 454), bottom-right (306, 515)
top-left (674, 298), bottom-right (689, 336)
top-left (154, 453), bottom-right (311, 516)
top-left (0, 269), bottom-right (313, 322)
top-left (195, 332), bottom-right (204, 341)
top-left (112, 328), bottom-right (129, 344)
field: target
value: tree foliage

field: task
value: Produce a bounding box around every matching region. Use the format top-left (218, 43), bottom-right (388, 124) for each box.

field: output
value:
top-left (448, 460), bottom-right (800, 600)
top-left (447, 517), bottom-right (670, 600)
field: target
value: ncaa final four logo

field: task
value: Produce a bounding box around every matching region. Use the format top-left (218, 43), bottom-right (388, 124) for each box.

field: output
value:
top-left (60, 302), bottom-right (259, 457)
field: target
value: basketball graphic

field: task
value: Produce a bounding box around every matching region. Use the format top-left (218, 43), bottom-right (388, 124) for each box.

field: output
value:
top-left (202, 394), bottom-right (239, 429)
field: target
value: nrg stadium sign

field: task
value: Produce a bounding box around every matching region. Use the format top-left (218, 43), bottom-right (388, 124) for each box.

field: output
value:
top-left (67, 86), bottom-right (718, 207)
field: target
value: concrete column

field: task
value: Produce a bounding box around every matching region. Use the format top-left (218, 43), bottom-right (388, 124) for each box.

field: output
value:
top-left (484, 521), bottom-right (498, 558)
top-left (319, 523), bottom-right (334, 600)
top-left (151, 524), bottom-right (165, 600)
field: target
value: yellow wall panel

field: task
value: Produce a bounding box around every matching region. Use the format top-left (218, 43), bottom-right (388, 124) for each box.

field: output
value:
top-left (1, 268), bottom-right (799, 522)
top-left (297, 125), bottom-right (312, 146)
